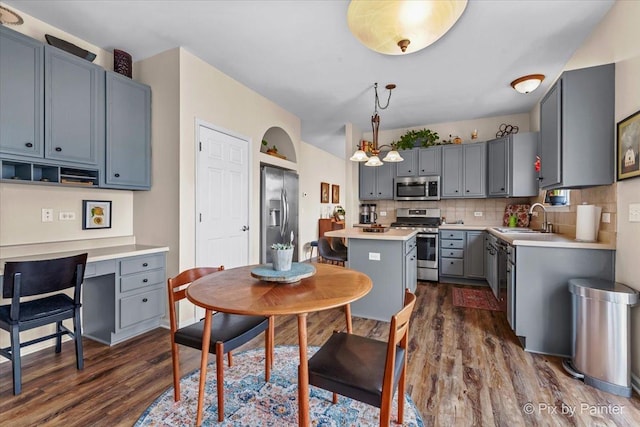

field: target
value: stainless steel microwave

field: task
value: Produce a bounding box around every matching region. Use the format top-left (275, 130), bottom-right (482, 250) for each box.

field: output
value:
top-left (394, 176), bottom-right (440, 201)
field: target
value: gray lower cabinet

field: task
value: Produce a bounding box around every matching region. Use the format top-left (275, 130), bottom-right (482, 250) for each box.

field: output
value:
top-left (441, 143), bottom-right (486, 198)
top-left (487, 133), bottom-right (538, 197)
top-left (359, 159), bottom-right (394, 200)
top-left (0, 26), bottom-right (44, 159)
top-left (539, 63), bottom-right (614, 189)
top-left (83, 253), bottom-right (166, 345)
top-left (347, 236), bottom-right (416, 321)
top-left (104, 71), bottom-right (152, 189)
top-left (513, 246), bottom-right (614, 356)
top-left (44, 45), bottom-right (104, 167)
top-left (439, 230), bottom-right (485, 285)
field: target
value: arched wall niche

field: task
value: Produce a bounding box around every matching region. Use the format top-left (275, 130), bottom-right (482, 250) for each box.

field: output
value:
top-left (261, 126), bottom-right (296, 162)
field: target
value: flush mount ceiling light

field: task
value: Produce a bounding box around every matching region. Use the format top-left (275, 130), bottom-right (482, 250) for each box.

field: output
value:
top-left (0, 5), bottom-right (24, 25)
top-left (510, 74), bottom-right (545, 94)
top-left (347, 0), bottom-right (468, 55)
top-left (350, 83), bottom-right (404, 166)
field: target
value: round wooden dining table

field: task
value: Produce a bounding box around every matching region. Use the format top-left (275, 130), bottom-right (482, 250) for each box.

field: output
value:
top-left (186, 263), bottom-right (372, 426)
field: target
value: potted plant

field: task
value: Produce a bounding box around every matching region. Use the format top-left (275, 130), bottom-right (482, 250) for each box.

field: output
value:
top-left (271, 242), bottom-right (294, 271)
top-left (393, 128), bottom-right (440, 150)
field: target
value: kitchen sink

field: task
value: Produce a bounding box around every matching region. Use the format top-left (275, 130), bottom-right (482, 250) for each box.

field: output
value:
top-left (493, 227), bottom-right (542, 234)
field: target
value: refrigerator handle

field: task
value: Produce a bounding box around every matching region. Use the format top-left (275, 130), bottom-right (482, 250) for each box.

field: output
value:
top-left (283, 189), bottom-right (289, 237)
top-left (280, 189), bottom-right (285, 239)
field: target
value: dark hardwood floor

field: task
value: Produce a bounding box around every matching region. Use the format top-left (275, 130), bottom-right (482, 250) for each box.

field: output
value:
top-left (2, 282), bottom-right (639, 426)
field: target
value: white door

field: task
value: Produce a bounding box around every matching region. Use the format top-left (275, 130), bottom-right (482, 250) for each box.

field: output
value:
top-left (196, 123), bottom-right (250, 270)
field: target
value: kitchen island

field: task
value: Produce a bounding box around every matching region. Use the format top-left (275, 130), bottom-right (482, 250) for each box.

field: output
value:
top-left (324, 227), bottom-right (417, 321)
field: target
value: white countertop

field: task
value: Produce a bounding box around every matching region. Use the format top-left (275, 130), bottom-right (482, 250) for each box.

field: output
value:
top-left (440, 224), bottom-right (615, 249)
top-left (0, 244), bottom-right (169, 275)
top-left (325, 227), bottom-right (417, 241)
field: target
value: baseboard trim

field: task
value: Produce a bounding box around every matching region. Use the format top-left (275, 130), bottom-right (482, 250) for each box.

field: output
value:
top-left (632, 372), bottom-right (640, 396)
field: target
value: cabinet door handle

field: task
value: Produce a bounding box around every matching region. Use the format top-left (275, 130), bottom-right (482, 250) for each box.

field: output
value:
top-left (142, 298), bottom-right (148, 303)
top-left (455, 190), bottom-right (458, 193)
top-left (466, 189), bottom-right (470, 192)
top-left (501, 187), bottom-right (505, 191)
top-left (142, 278), bottom-right (148, 283)
top-left (142, 262), bottom-right (149, 267)
top-left (114, 173), bottom-right (120, 177)
top-left (450, 261), bottom-right (454, 264)
top-left (25, 142), bottom-right (33, 148)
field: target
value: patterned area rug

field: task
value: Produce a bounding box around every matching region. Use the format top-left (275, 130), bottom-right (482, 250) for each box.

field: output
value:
top-left (452, 287), bottom-right (501, 311)
top-left (136, 345), bottom-right (424, 426)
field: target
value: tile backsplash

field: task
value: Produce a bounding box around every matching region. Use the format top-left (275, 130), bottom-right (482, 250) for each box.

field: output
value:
top-left (364, 183), bottom-right (617, 244)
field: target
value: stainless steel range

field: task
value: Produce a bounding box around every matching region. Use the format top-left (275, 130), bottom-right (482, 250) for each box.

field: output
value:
top-left (391, 208), bottom-right (440, 282)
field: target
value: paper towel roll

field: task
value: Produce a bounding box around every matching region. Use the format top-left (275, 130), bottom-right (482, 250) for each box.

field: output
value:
top-left (575, 204), bottom-right (601, 242)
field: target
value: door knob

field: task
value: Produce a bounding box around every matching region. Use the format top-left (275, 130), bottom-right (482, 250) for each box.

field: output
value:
top-left (241, 225), bottom-right (249, 231)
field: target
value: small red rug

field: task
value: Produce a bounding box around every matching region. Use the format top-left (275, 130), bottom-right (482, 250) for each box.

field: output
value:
top-left (452, 287), bottom-right (501, 311)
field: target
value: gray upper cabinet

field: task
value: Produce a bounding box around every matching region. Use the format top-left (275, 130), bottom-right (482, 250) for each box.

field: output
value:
top-left (418, 146), bottom-right (441, 176)
top-left (0, 26), bottom-right (44, 158)
top-left (44, 45), bottom-right (104, 167)
top-left (359, 159), bottom-right (394, 200)
top-left (395, 149), bottom-right (417, 177)
top-left (442, 143), bottom-right (486, 198)
top-left (104, 72), bottom-right (152, 189)
top-left (539, 63), bottom-right (614, 189)
top-left (487, 132), bottom-right (538, 197)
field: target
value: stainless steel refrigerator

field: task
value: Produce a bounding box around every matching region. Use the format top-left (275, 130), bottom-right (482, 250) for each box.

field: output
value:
top-left (260, 165), bottom-right (299, 263)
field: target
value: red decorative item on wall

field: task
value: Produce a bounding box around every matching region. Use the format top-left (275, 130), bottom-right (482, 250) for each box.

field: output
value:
top-left (113, 49), bottom-right (132, 78)
top-left (534, 156), bottom-right (541, 172)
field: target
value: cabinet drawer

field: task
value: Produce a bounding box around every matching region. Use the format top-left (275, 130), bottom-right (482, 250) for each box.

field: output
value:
top-left (441, 258), bottom-right (464, 276)
top-left (119, 254), bottom-right (164, 275)
top-left (441, 249), bottom-right (463, 259)
top-left (120, 269), bottom-right (165, 293)
top-left (119, 287), bottom-right (164, 329)
top-left (441, 239), bottom-right (464, 249)
top-left (441, 230), bottom-right (464, 240)
top-left (83, 259), bottom-right (116, 278)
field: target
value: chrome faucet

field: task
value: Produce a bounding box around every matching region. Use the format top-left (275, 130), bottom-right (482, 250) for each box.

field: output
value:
top-left (528, 203), bottom-right (549, 232)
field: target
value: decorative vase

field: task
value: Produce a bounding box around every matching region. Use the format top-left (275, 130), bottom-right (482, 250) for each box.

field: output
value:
top-left (114, 49), bottom-right (132, 78)
top-left (272, 247), bottom-right (294, 271)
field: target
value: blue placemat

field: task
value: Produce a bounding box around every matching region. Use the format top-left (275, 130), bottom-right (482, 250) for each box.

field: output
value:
top-left (250, 263), bottom-right (316, 283)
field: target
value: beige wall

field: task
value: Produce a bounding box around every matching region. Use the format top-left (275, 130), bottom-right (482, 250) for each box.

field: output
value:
top-left (558, 0), bottom-right (640, 384)
top-left (371, 113), bottom-right (531, 147)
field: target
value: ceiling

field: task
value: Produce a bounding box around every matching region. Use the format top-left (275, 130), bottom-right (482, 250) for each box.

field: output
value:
top-left (5, 0), bottom-right (615, 158)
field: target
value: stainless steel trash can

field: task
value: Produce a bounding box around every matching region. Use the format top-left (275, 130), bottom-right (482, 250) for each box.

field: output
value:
top-left (564, 278), bottom-right (638, 397)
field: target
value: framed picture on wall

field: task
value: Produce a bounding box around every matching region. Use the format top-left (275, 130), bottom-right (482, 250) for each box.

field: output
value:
top-left (332, 184), bottom-right (340, 203)
top-left (617, 109), bottom-right (640, 181)
top-left (82, 200), bottom-right (112, 229)
top-left (320, 182), bottom-right (330, 203)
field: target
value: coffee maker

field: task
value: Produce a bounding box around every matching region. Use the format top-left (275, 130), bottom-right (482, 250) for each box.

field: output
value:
top-left (359, 204), bottom-right (377, 224)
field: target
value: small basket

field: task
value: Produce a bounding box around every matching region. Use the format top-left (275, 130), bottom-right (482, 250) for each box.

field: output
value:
top-left (113, 49), bottom-right (132, 78)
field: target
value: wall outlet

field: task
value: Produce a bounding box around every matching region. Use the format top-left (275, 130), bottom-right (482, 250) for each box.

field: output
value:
top-left (59, 211), bottom-right (76, 221)
top-left (630, 203), bottom-right (640, 222)
top-left (380, 211), bottom-right (387, 217)
top-left (41, 208), bottom-right (53, 222)
top-left (601, 212), bottom-right (611, 223)
top-left (474, 211), bottom-right (483, 217)
top-left (368, 252), bottom-right (381, 261)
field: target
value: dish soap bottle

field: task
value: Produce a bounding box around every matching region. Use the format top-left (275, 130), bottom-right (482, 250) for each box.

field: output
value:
top-left (509, 214), bottom-right (518, 227)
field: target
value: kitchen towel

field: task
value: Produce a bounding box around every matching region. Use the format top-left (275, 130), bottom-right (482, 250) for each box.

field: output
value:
top-left (576, 204), bottom-right (602, 242)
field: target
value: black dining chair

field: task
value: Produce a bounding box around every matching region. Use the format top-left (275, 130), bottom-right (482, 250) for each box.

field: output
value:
top-left (167, 267), bottom-right (274, 422)
top-left (0, 253), bottom-right (88, 395)
top-left (317, 237), bottom-right (347, 266)
top-left (308, 289), bottom-right (417, 426)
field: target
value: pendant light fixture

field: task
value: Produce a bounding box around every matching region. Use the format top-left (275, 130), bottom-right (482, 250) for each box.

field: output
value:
top-left (510, 74), bottom-right (545, 94)
top-left (350, 83), bottom-right (404, 167)
top-left (347, 0), bottom-right (468, 55)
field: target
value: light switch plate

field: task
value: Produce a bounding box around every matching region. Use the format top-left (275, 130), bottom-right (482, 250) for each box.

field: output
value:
top-left (368, 252), bottom-right (381, 261)
top-left (474, 211), bottom-right (483, 217)
top-left (630, 203), bottom-right (640, 222)
top-left (601, 212), bottom-right (610, 223)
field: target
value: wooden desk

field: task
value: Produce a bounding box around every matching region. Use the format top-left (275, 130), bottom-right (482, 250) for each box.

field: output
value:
top-left (186, 263), bottom-right (372, 426)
